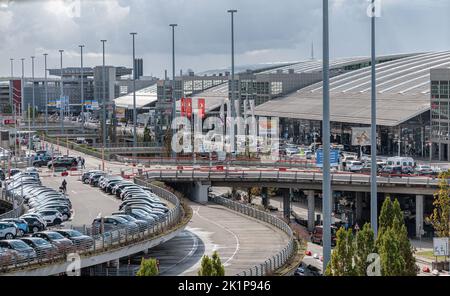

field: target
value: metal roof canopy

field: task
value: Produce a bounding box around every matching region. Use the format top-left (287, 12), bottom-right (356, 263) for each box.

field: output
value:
top-left (254, 91), bottom-right (430, 127)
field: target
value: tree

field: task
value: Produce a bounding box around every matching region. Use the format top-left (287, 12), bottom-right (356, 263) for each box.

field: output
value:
top-left (136, 258), bottom-right (159, 276)
top-left (378, 196), bottom-right (393, 239)
top-left (211, 251), bottom-right (225, 276)
top-left (198, 255), bottom-right (214, 276)
top-left (198, 252), bottom-right (225, 276)
top-left (378, 227), bottom-right (405, 276)
top-left (354, 223), bottom-right (375, 276)
top-left (427, 170), bottom-right (450, 237)
top-left (143, 125), bottom-right (151, 143)
top-left (325, 227), bottom-right (356, 276)
top-left (392, 217), bottom-right (417, 276)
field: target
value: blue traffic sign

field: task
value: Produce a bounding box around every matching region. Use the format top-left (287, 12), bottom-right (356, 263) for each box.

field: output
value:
top-left (316, 148), bottom-right (340, 168)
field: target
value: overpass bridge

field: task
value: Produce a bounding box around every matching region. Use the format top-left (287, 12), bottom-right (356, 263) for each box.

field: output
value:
top-left (142, 165), bottom-right (442, 239)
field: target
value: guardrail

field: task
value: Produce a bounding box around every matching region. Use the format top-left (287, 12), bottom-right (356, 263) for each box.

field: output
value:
top-left (144, 167), bottom-right (442, 187)
top-left (0, 183), bottom-right (183, 274)
top-left (0, 193), bottom-right (24, 220)
top-left (211, 196), bottom-right (295, 276)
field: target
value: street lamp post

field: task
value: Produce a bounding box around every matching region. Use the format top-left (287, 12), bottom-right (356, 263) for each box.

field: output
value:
top-left (227, 9), bottom-right (238, 119)
top-left (169, 24), bottom-right (177, 159)
top-left (130, 33), bottom-right (137, 150)
top-left (21, 58), bottom-right (25, 117)
top-left (59, 50), bottom-right (65, 134)
top-left (79, 45), bottom-right (85, 134)
top-left (9, 58), bottom-right (13, 105)
top-left (101, 40), bottom-right (107, 146)
top-left (370, 0), bottom-right (378, 237)
top-left (31, 56), bottom-right (35, 127)
top-left (44, 53), bottom-right (48, 134)
top-left (322, 0), bottom-right (332, 270)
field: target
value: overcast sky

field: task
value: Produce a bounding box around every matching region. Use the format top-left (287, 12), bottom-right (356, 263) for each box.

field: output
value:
top-left (0, 0), bottom-right (449, 78)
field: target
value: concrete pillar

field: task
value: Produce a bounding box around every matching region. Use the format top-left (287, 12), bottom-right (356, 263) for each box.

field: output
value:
top-left (355, 192), bottom-right (363, 221)
top-left (282, 189), bottom-right (291, 220)
top-left (261, 187), bottom-right (268, 208)
top-left (307, 190), bottom-right (315, 232)
top-left (416, 195), bottom-right (424, 239)
top-left (191, 182), bottom-right (210, 204)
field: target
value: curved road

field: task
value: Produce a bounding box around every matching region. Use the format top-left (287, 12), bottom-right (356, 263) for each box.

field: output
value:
top-left (40, 141), bottom-right (292, 275)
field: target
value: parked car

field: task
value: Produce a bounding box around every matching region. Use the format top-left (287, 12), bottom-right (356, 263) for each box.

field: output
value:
top-left (0, 240), bottom-right (37, 262)
top-left (0, 247), bottom-right (19, 266)
top-left (294, 263), bottom-right (322, 276)
top-left (414, 165), bottom-right (433, 176)
top-left (54, 229), bottom-right (94, 250)
top-left (92, 216), bottom-right (139, 235)
top-left (32, 231), bottom-right (74, 252)
top-left (1, 219), bottom-right (29, 237)
top-left (20, 237), bottom-right (58, 258)
top-left (0, 222), bottom-right (18, 240)
top-left (20, 216), bottom-right (46, 233)
top-left (34, 210), bottom-right (64, 226)
top-left (346, 161), bottom-right (364, 172)
top-left (310, 226), bottom-right (337, 246)
top-left (380, 165), bottom-right (403, 177)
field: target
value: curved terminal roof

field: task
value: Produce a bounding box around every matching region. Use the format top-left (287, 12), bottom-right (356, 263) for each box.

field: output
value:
top-left (255, 51), bottom-right (449, 126)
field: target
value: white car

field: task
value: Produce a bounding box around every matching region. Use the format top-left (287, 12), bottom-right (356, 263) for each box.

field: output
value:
top-left (0, 222), bottom-right (18, 239)
top-left (36, 210), bottom-right (64, 226)
top-left (346, 161), bottom-right (364, 172)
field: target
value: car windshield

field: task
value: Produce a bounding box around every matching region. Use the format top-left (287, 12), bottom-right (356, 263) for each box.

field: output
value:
top-left (33, 239), bottom-right (50, 246)
top-left (65, 230), bottom-right (83, 237)
top-left (111, 217), bottom-right (128, 223)
top-left (10, 241), bottom-right (30, 250)
top-left (46, 232), bottom-right (65, 240)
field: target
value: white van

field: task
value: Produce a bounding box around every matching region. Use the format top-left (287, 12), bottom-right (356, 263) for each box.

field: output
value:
top-left (386, 157), bottom-right (415, 169)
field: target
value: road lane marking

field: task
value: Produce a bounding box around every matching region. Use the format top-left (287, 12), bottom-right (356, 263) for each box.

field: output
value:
top-left (193, 206), bottom-right (240, 266)
top-left (159, 230), bottom-right (199, 275)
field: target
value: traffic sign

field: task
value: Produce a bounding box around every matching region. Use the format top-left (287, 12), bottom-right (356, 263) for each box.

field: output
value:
top-left (433, 237), bottom-right (449, 256)
top-left (316, 148), bottom-right (340, 168)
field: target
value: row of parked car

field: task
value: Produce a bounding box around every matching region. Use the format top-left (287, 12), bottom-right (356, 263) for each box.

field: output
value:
top-left (81, 170), bottom-right (169, 234)
top-left (0, 170), bottom-right (94, 267)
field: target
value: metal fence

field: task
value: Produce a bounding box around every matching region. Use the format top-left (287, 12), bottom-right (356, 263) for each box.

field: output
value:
top-left (0, 193), bottom-right (24, 220)
top-left (0, 182), bottom-right (183, 273)
top-left (211, 196), bottom-right (295, 276)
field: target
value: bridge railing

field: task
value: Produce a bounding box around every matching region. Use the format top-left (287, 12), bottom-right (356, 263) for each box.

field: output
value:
top-left (0, 183), bottom-right (183, 274)
top-left (211, 196), bottom-right (295, 276)
top-left (144, 167), bottom-right (442, 187)
top-left (0, 192), bottom-right (24, 220)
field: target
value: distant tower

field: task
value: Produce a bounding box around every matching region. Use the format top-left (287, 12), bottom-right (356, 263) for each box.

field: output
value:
top-left (311, 42), bottom-right (315, 60)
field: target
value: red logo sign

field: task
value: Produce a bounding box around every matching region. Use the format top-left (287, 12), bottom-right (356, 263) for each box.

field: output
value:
top-left (198, 98), bottom-right (206, 119)
top-left (186, 98), bottom-right (192, 119)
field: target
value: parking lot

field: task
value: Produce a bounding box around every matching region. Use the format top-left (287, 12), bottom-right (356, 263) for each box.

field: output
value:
top-left (41, 175), bottom-right (120, 228)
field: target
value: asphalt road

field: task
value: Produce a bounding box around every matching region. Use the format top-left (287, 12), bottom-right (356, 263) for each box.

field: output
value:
top-left (41, 175), bottom-right (121, 228)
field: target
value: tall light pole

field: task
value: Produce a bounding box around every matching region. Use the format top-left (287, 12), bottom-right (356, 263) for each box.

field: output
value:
top-left (31, 56), bottom-right (36, 127)
top-left (101, 40), bottom-right (107, 146)
top-left (21, 58), bottom-right (24, 117)
top-left (59, 50), bottom-right (65, 134)
top-left (9, 59), bottom-right (13, 106)
top-left (169, 24), bottom-right (177, 158)
top-left (227, 9), bottom-right (237, 118)
top-left (79, 45), bottom-right (85, 134)
top-left (322, 0), bottom-right (332, 270)
top-left (130, 33), bottom-right (137, 149)
top-left (44, 53), bottom-right (48, 134)
top-left (370, 0), bottom-right (378, 237)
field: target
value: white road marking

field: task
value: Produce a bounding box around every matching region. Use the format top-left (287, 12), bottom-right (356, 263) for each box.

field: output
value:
top-left (193, 206), bottom-right (240, 266)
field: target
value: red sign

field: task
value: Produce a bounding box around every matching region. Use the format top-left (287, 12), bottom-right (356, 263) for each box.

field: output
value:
top-left (198, 98), bottom-right (206, 119)
top-left (186, 98), bottom-right (192, 119)
top-left (4, 119), bottom-right (15, 125)
top-left (12, 80), bottom-right (22, 111)
top-left (181, 98), bottom-right (186, 117)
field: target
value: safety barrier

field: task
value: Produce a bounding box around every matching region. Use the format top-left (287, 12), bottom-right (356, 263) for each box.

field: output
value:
top-left (0, 182), bottom-right (183, 274)
top-left (0, 194), bottom-right (24, 220)
top-left (211, 196), bottom-right (295, 276)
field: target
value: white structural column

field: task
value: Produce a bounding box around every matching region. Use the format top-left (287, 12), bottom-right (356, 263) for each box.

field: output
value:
top-left (416, 195), bottom-right (424, 238)
top-left (355, 192), bottom-right (364, 221)
top-left (191, 182), bottom-right (210, 204)
top-left (307, 190), bottom-right (315, 232)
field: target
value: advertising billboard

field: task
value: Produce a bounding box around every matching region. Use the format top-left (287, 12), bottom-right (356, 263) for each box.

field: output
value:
top-left (352, 127), bottom-right (372, 146)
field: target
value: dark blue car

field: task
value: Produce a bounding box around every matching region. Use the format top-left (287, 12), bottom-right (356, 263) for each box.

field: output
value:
top-left (1, 218), bottom-right (29, 236)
